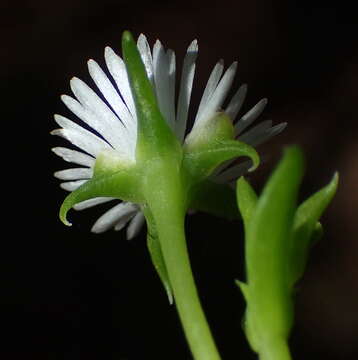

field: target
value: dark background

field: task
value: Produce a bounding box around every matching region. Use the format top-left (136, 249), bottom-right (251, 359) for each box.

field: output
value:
top-left (2, 0), bottom-right (358, 359)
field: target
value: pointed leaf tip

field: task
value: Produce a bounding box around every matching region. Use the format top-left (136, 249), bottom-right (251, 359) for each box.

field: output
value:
top-left (236, 176), bottom-right (258, 231)
top-left (122, 30), bottom-right (134, 45)
top-left (59, 196), bottom-right (73, 227)
top-left (288, 167), bottom-right (338, 286)
top-left (330, 171), bottom-right (339, 190)
top-left (247, 150), bottom-right (260, 172)
top-left (235, 279), bottom-right (250, 302)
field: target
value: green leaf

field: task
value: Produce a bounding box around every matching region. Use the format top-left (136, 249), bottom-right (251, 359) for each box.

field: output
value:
top-left (183, 139), bottom-right (260, 183)
top-left (235, 147), bottom-right (339, 360)
top-left (288, 172), bottom-right (338, 285)
top-left (245, 146), bottom-right (304, 285)
top-left (238, 146), bottom-right (304, 352)
top-left (236, 176), bottom-right (258, 232)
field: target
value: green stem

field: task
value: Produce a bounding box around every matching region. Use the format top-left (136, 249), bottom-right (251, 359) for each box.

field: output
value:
top-left (154, 207), bottom-right (221, 360)
top-left (145, 164), bottom-right (222, 360)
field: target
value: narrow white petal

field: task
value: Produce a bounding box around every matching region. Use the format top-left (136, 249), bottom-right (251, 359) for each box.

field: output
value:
top-left (213, 160), bottom-right (252, 184)
top-left (245, 122), bottom-right (287, 147)
top-left (54, 168), bottom-right (93, 180)
top-left (73, 197), bottom-right (116, 210)
top-left (60, 180), bottom-right (87, 191)
top-left (225, 84), bottom-right (247, 121)
top-left (153, 40), bottom-right (176, 129)
top-left (238, 120), bottom-right (273, 144)
top-left (234, 98), bottom-right (268, 135)
top-left (195, 60), bottom-right (224, 122)
top-left (69, 78), bottom-right (133, 157)
top-left (175, 39), bottom-right (198, 141)
top-left (52, 147), bottom-right (94, 167)
top-left (52, 114), bottom-right (111, 157)
top-left (167, 49), bottom-right (176, 124)
top-left (60, 95), bottom-right (116, 147)
top-left (104, 47), bottom-right (136, 117)
top-left (126, 212), bottom-right (145, 240)
top-left (113, 212), bottom-right (137, 232)
top-left (91, 202), bottom-right (138, 233)
top-left (137, 34), bottom-right (154, 83)
top-left (194, 61), bottom-right (238, 128)
top-left (87, 59), bottom-right (136, 143)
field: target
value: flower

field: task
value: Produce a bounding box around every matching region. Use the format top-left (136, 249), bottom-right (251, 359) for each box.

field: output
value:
top-left (52, 33), bottom-right (286, 238)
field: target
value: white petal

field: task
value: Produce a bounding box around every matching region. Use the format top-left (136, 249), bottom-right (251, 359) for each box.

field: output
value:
top-left (126, 212), bottom-right (145, 240)
top-left (195, 60), bottom-right (224, 123)
top-left (175, 39), bottom-right (198, 141)
top-left (225, 84), bottom-right (247, 121)
top-left (137, 34), bottom-right (154, 83)
top-left (234, 98), bottom-right (268, 135)
top-left (69, 78), bottom-right (133, 157)
top-left (52, 114), bottom-right (111, 157)
top-left (54, 168), bottom-right (92, 180)
top-left (153, 40), bottom-right (176, 129)
top-left (104, 47), bottom-right (136, 117)
top-left (113, 212), bottom-right (137, 232)
top-left (194, 61), bottom-right (238, 128)
top-left (87, 59), bottom-right (136, 144)
top-left (73, 197), bottom-right (116, 210)
top-left (238, 120), bottom-right (273, 144)
top-left (213, 160), bottom-right (252, 184)
top-left (167, 49), bottom-right (176, 120)
top-left (52, 147), bottom-right (94, 167)
top-left (245, 122), bottom-right (287, 147)
top-left (60, 180), bottom-right (87, 191)
top-left (91, 202), bottom-right (138, 233)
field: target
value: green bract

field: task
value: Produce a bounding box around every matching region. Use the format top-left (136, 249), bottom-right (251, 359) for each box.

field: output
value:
top-left (236, 146), bottom-right (338, 360)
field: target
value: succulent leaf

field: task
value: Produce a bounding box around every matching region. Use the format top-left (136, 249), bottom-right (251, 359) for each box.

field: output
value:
top-left (289, 172), bottom-right (338, 285)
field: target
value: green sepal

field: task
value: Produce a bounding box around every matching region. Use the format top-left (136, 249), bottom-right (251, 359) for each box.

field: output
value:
top-left (93, 149), bottom-right (134, 177)
top-left (121, 31), bottom-right (180, 161)
top-left (288, 172), bottom-right (338, 285)
top-left (59, 167), bottom-right (142, 226)
top-left (184, 139), bottom-right (259, 183)
top-left (146, 211), bottom-right (173, 304)
top-left (185, 112), bottom-right (235, 149)
top-left (188, 180), bottom-right (239, 219)
top-left (184, 112), bottom-right (259, 183)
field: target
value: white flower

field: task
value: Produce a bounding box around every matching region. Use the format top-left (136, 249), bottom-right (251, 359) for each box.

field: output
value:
top-left (52, 34), bottom-right (286, 238)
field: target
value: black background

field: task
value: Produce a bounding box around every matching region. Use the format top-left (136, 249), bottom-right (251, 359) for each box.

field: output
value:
top-left (2, 0), bottom-right (358, 359)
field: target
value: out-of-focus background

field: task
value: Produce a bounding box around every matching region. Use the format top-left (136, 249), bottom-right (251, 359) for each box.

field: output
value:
top-left (2, 0), bottom-right (357, 359)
